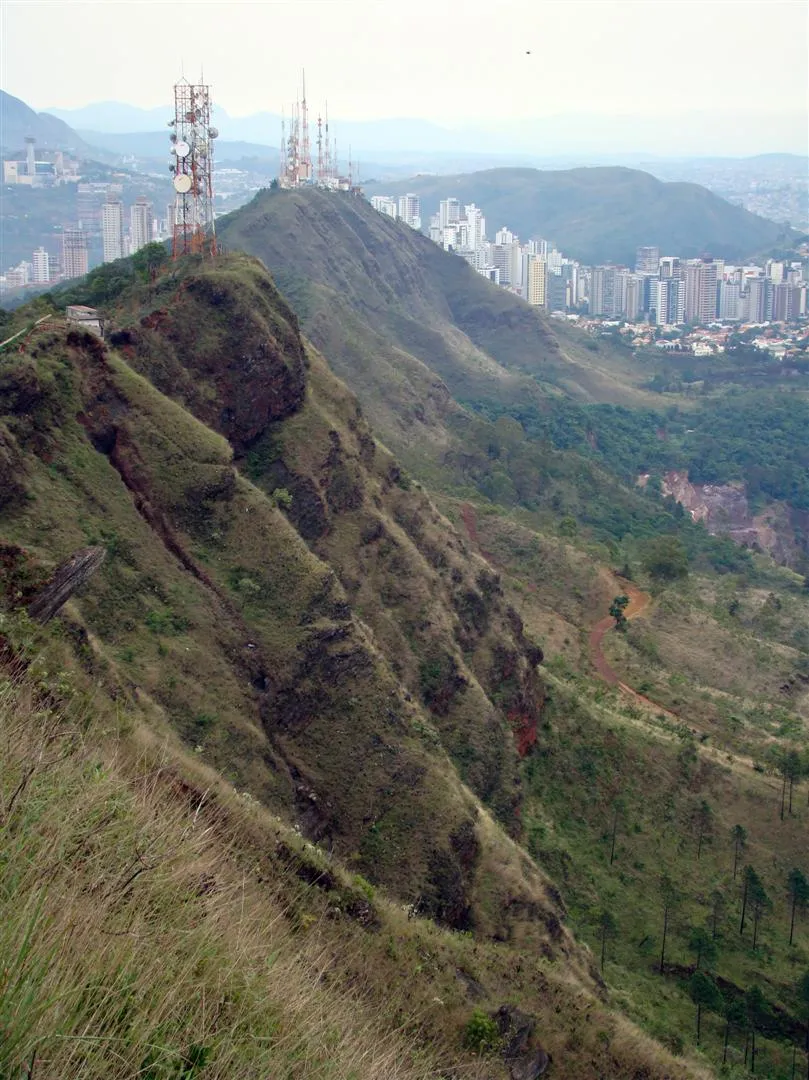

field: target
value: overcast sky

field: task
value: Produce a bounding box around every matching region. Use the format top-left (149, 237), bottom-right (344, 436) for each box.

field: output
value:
top-left (3, 0), bottom-right (807, 132)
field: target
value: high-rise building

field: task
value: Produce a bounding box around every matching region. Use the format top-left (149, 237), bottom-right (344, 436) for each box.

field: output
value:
top-left (31, 246), bottom-right (50, 284)
top-left (464, 204), bottom-right (485, 255)
top-left (370, 195), bottom-right (397, 219)
top-left (659, 256), bottom-right (681, 279)
top-left (439, 198), bottom-right (461, 229)
top-left (526, 255), bottom-right (547, 307)
top-left (770, 282), bottom-right (800, 322)
top-left (102, 196), bottom-right (124, 263)
top-left (744, 278), bottom-right (769, 322)
top-left (652, 278), bottom-right (685, 325)
top-left (62, 227), bottom-right (89, 279)
top-left (635, 245), bottom-right (659, 275)
top-left (397, 194), bottom-right (421, 230)
top-left (546, 270), bottom-right (567, 312)
top-left (590, 266), bottom-right (620, 316)
top-left (624, 273), bottom-right (645, 320)
top-left (684, 259), bottom-right (718, 324)
top-left (130, 196), bottom-right (154, 253)
top-left (718, 280), bottom-right (741, 321)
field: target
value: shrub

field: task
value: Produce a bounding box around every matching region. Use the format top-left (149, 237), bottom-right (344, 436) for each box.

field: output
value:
top-left (462, 1009), bottom-right (500, 1054)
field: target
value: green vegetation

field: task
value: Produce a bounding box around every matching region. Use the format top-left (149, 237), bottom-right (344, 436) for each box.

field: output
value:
top-left (3, 188), bottom-right (809, 1078)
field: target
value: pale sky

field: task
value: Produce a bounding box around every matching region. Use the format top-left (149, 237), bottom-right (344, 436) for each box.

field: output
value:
top-left (2, 0), bottom-right (807, 127)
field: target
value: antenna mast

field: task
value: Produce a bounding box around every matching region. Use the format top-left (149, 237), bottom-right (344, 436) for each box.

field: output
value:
top-left (300, 69), bottom-right (311, 182)
top-left (170, 76), bottom-right (218, 258)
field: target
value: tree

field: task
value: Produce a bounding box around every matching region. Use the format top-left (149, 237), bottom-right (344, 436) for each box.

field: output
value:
top-left (689, 925), bottom-right (717, 971)
top-left (659, 874), bottom-right (678, 974)
top-left (131, 241), bottom-right (168, 283)
top-left (710, 888), bottom-right (726, 939)
top-left (692, 800), bottom-right (714, 860)
top-left (598, 909), bottom-right (618, 973)
top-left (608, 797), bottom-right (625, 865)
top-left (751, 876), bottom-right (769, 946)
top-left (723, 997), bottom-right (747, 1065)
top-left (740, 864), bottom-right (763, 936)
top-left (731, 824), bottom-right (747, 880)
top-left (788, 869), bottom-right (809, 947)
top-left (796, 971), bottom-right (809, 1080)
top-left (745, 985), bottom-right (767, 1074)
top-left (641, 535), bottom-right (689, 581)
top-left (690, 971), bottom-right (722, 1046)
top-left (609, 594), bottom-right (630, 632)
top-left (786, 749), bottom-right (804, 817)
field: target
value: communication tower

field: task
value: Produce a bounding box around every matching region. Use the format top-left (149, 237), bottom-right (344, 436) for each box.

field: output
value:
top-left (169, 77), bottom-right (218, 258)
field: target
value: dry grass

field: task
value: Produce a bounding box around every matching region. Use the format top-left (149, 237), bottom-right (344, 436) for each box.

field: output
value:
top-left (0, 671), bottom-right (441, 1080)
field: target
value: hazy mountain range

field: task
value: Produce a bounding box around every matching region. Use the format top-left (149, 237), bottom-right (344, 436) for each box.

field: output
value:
top-left (46, 100), bottom-right (808, 158)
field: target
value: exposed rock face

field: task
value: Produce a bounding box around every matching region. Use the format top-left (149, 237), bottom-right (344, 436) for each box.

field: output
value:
top-left (111, 261), bottom-right (307, 454)
top-left (656, 470), bottom-right (807, 568)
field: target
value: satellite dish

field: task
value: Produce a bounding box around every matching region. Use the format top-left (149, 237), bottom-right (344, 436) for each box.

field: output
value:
top-left (175, 140), bottom-right (191, 159)
top-left (173, 174), bottom-right (192, 193)
top-left (208, 126), bottom-right (219, 139)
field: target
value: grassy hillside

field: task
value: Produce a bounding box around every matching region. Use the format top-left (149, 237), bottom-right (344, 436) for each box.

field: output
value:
top-left (4, 209), bottom-right (809, 1077)
top-left (0, 251), bottom-right (722, 1078)
top-left (363, 166), bottom-right (796, 265)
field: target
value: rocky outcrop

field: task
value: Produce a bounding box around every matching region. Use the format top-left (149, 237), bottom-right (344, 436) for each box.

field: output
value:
top-left (110, 260), bottom-right (307, 453)
top-left (653, 470), bottom-right (807, 568)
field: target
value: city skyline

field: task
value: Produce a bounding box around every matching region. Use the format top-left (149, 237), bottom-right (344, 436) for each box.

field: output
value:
top-left (2, 0), bottom-right (807, 156)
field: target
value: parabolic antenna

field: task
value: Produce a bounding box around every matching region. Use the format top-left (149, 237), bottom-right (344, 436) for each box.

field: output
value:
top-left (208, 126), bottom-right (219, 139)
top-left (173, 173), bottom-right (192, 193)
top-left (175, 139), bottom-right (191, 159)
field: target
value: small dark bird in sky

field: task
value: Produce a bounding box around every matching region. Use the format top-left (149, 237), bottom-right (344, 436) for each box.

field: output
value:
top-left (526, 50), bottom-right (531, 54)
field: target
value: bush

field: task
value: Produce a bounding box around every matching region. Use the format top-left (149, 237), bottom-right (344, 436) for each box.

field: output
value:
top-left (462, 1008), bottom-right (500, 1054)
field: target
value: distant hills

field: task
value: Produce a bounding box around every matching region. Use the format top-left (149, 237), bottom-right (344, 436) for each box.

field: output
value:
top-left (0, 90), bottom-right (97, 157)
top-left (364, 166), bottom-right (798, 265)
top-left (46, 99), bottom-right (807, 156)
top-left (75, 128), bottom-right (280, 165)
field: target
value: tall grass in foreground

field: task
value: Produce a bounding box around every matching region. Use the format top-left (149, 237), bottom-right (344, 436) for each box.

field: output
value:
top-left (0, 673), bottom-right (436, 1079)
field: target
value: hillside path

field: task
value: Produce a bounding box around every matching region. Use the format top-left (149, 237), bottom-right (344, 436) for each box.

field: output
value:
top-left (589, 581), bottom-right (680, 718)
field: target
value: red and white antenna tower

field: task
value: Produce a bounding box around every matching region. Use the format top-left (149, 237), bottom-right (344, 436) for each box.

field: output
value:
top-left (316, 113), bottom-right (324, 184)
top-left (300, 70), bottom-right (311, 182)
top-left (280, 110), bottom-right (288, 182)
top-left (324, 101), bottom-right (332, 182)
top-left (169, 76), bottom-right (218, 258)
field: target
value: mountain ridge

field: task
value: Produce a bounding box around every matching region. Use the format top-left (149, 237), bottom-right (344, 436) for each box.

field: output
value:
top-left (364, 165), bottom-right (797, 264)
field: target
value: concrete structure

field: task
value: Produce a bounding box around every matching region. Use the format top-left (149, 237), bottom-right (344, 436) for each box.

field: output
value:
top-left (526, 254), bottom-right (547, 307)
top-left (684, 259), bottom-right (718, 324)
top-left (31, 247), bottom-right (50, 284)
top-left (62, 227), bottom-right (89, 279)
top-left (102, 197), bottom-right (124, 263)
top-left (653, 278), bottom-right (685, 325)
top-left (66, 305), bottom-right (103, 337)
top-left (370, 195), bottom-right (397, 219)
top-left (129, 196), bottom-right (154, 253)
top-left (635, 245), bottom-right (660, 275)
top-left (397, 193), bottom-right (421, 230)
top-left (718, 280), bottom-right (741, 320)
top-left (439, 198), bottom-right (461, 229)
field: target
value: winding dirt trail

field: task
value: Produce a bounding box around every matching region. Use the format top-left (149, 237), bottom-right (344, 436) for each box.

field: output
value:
top-left (589, 581), bottom-right (679, 719)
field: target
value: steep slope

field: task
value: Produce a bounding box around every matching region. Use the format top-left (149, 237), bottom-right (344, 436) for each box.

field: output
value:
top-left (364, 166), bottom-right (796, 264)
top-left (217, 187), bottom-right (657, 449)
top-left (0, 89), bottom-right (97, 155)
top-left (0, 252), bottom-right (717, 1078)
top-left (1, 253), bottom-right (570, 943)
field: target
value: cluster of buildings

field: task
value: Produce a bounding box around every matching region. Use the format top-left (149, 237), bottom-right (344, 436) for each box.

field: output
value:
top-left (368, 193), bottom-right (807, 328)
top-left (1, 186), bottom-right (172, 292)
top-left (2, 137), bottom-right (81, 187)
